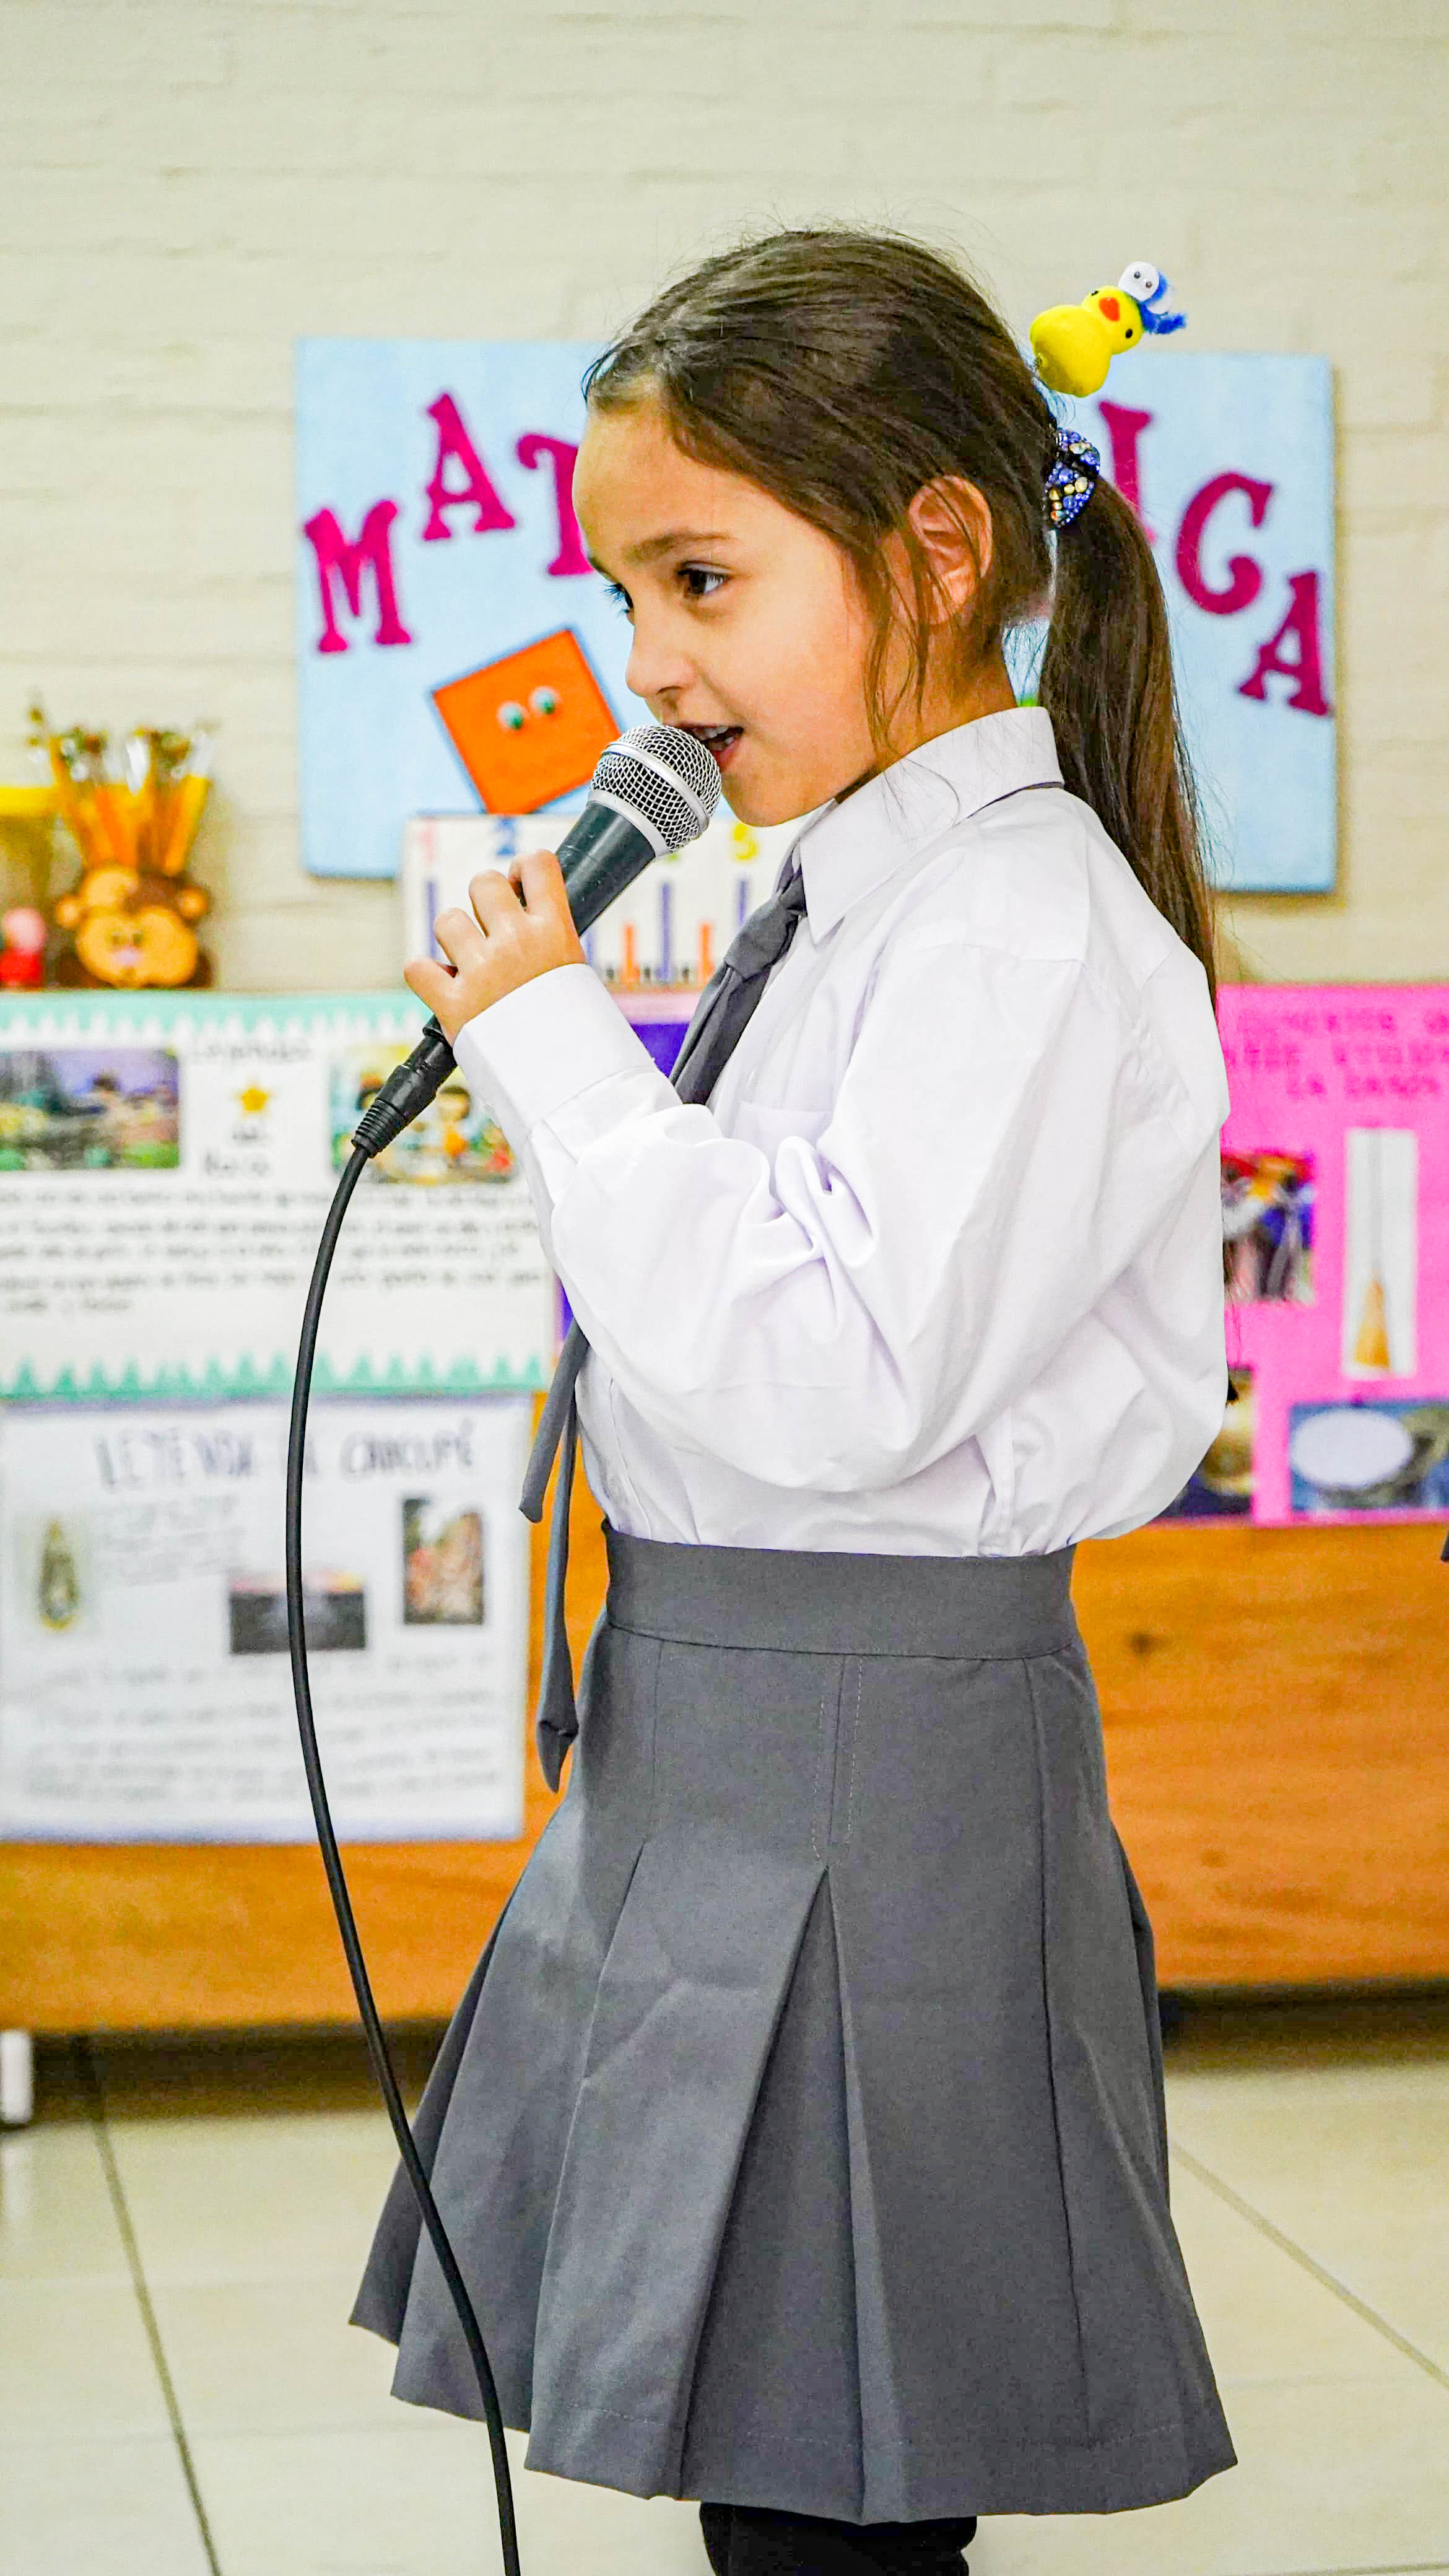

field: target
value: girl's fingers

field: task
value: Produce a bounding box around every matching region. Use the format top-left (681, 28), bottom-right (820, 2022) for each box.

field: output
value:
top-left (511, 846), bottom-right (570, 914)
top-left (468, 868), bottom-right (523, 933)
top-left (404, 955), bottom-right (459, 1014)
top-left (404, 848), bottom-right (584, 1042)
top-left (434, 902), bottom-right (489, 969)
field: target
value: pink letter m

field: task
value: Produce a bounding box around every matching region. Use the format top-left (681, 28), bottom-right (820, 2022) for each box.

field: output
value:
top-left (302, 500), bottom-right (414, 655)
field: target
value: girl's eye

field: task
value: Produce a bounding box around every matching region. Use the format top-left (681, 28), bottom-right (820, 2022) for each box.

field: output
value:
top-left (680, 565), bottom-right (726, 601)
top-left (605, 580), bottom-right (633, 619)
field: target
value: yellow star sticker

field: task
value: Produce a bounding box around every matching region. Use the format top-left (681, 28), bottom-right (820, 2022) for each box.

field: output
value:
top-left (237, 1084), bottom-right (271, 1116)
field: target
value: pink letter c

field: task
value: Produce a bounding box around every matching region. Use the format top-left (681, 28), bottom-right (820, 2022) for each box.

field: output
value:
top-left (1175, 472), bottom-right (1274, 616)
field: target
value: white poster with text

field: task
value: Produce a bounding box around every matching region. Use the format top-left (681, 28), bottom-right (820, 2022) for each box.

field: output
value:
top-left (0, 990), bottom-right (555, 1405)
top-left (0, 1395), bottom-right (531, 1842)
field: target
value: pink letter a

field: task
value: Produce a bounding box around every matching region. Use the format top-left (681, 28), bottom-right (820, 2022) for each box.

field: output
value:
top-left (1237, 572), bottom-right (1333, 716)
top-left (422, 393), bottom-right (518, 543)
top-left (302, 501), bottom-right (413, 654)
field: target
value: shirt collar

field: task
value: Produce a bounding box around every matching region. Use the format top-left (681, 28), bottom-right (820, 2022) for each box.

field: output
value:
top-left (790, 706), bottom-right (1063, 942)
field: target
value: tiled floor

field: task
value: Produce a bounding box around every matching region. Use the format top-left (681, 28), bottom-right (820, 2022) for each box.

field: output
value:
top-left (3, 1998), bottom-right (1447, 2575)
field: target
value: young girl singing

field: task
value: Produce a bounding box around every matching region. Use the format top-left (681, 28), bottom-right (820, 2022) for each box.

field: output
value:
top-left (355, 228), bottom-right (1237, 2575)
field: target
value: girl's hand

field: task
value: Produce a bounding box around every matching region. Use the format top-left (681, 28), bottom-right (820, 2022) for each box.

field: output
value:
top-left (403, 848), bottom-right (586, 1043)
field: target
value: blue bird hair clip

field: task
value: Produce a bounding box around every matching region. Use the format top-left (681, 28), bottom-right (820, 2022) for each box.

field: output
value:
top-left (1030, 259), bottom-right (1189, 397)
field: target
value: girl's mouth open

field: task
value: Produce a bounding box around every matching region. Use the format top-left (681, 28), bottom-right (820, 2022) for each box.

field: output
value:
top-left (681, 723), bottom-right (744, 772)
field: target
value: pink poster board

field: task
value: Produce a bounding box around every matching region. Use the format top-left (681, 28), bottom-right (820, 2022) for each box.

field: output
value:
top-left (1169, 985), bottom-right (1449, 1531)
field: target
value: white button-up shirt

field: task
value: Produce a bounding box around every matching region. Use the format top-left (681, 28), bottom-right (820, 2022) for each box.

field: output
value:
top-left (457, 708), bottom-right (1230, 1557)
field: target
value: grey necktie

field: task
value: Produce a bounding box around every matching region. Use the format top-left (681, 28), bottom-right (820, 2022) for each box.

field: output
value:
top-left (523, 859), bottom-right (811, 1788)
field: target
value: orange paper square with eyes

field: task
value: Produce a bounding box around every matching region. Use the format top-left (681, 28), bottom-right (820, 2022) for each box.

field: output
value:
top-left (431, 629), bottom-right (618, 813)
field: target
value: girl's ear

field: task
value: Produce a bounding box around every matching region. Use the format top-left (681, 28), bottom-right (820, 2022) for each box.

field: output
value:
top-left (907, 476), bottom-right (994, 620)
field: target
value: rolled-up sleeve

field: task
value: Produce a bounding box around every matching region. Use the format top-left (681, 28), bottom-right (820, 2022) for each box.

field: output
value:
top-left (456, 938), bottom-right (1216, 1494)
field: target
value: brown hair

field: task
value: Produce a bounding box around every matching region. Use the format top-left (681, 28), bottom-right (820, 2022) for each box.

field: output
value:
top-left (585, 225), bottom-right (1218, 1009)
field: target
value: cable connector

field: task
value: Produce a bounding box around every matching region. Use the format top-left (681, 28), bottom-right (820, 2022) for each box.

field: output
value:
top-left (352, 1016), bottom-right (457, 1159)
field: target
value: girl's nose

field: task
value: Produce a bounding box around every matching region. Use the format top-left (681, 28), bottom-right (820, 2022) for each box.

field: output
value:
top-left (625, 616), bottom-right (694, 710)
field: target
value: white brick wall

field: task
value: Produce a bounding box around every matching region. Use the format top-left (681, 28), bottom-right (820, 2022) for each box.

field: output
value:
top-left (1, 0), bottom-right (1445, 987)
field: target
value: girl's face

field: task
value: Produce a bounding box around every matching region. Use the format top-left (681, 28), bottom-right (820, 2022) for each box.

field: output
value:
top-left (572, 400), bottom-right (881, 826)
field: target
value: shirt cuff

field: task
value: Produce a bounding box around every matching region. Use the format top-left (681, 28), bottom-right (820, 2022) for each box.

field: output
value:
top-left (453, 964), bottom-right (674, 1155)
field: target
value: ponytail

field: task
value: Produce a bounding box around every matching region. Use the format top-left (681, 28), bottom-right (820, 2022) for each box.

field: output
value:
top-left (1042, 477), bottom-right (1230, 1287)
top-left (1038, 477), bottom-right (1219, 1012)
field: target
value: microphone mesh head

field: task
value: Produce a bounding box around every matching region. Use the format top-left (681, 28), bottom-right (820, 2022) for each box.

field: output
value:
top-left (591, 724), bottom-right (722, 852)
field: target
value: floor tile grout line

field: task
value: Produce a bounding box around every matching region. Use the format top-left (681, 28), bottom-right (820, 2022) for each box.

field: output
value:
top-left (1170, 2133), bottom-right (1449, 2395)
top-left (74, 2041), bottom-right (226, 2576)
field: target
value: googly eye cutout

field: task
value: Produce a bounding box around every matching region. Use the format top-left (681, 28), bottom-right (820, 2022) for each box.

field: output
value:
top-left (495, 700), bottom-right (526, 733)
top-left (1118, 261), bottom-right (1161, 302)
top-left (529, 685), bottom-right (560, 717)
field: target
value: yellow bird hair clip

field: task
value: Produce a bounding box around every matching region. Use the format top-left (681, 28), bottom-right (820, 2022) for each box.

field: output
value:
top-left (1030, 263), bottom-right (1186, 400)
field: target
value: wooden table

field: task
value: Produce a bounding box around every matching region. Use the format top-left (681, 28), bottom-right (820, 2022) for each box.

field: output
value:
top-left (2, 1489), bottom-right (1446, 2040)
top-left (1076, 1515), bottom-right (1449, 1988)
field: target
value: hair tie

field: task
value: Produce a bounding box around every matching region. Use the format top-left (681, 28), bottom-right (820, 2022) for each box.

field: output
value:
top-left (1044, 427), bottom-right (1100, 529)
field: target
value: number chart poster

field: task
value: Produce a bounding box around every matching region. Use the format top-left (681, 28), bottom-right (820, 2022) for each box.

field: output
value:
top-left (298, 341), bottom-right (1334, 897)
top-left (296, 339), bottom-right (646, 881)
top-left (401, 809), bottom-right (800, 999)
top-left (1161, 986), bottom-right (1449, 1530)
top-left (1050, 352), bottom-right (1336, 894)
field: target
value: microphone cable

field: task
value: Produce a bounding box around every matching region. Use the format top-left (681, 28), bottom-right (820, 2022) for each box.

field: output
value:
top-left (286, 1052), bottom-right (523, 2576)
top-left (284, 726), bottom-right (721, 2576)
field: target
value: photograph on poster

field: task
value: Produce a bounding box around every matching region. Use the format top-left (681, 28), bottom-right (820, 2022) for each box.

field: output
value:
top-left (329, 1045), bottom-right (513, 1186)
top-left (1289, 1399), bottom-right (1449, 1517)
top-left (402, 1499), bottom-right (485, 1627)
top-left (1173, 986), bottom-right (1449, 1528)
top-left (0, 1043), bottom-right (180, 1172)
top-left (0, 1395), bottom-right (531, 1842)
top-left (1342, 1126), bottom-right (1417, 1378)
top-left (1223, 1150), bottom-right (1315, 1303)
top-left (1159, 1365), bottom-right (1256, 1521)
top-left (15, 1515), bottom-right (91, 1634)
top-left (227, 1569), bottom-right (368, 1657)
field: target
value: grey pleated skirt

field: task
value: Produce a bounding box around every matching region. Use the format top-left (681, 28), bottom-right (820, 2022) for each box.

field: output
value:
top-left (353, 1529), bottom-right (1235, 2521)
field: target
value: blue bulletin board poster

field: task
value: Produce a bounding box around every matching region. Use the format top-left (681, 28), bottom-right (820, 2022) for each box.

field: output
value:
top-left (1050, 351), bottom-right (1336, 894)
top-left (295, 340), bottom-right (644, 880)
top-left (295, 340), bottom-right (1334, 895)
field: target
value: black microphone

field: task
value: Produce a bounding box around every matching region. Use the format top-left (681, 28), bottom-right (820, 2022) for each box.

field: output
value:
top-left (353, 724), bottom-right (722, 1159)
